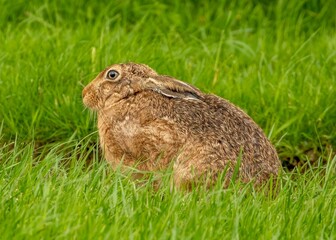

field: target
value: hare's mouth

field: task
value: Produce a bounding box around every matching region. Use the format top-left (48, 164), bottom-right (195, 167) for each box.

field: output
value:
top-left (83, 93), bottom-right (101, 110)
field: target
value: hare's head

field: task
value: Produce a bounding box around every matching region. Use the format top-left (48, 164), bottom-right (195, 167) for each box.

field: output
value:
top-left (82, 63), bottom-right (203, 111)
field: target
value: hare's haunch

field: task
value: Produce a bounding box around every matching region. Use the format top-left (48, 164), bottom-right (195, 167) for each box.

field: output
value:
top-left (83, 63), bottom-right (280, 188)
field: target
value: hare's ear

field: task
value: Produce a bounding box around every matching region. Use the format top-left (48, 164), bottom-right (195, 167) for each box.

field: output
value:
top-left (143, 76), bottom-right (203, 100)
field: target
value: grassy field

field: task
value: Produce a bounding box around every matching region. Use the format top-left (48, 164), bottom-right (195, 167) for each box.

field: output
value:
top-left (1, 0), bottom-right (335, 239)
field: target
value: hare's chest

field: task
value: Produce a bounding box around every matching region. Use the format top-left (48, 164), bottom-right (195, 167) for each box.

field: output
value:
top-left (108, 115), bottom-right (145, 154)
top-left (98, 115), bottom-right (143, 159)
top-left (113, 115), bottom-right (141, 139)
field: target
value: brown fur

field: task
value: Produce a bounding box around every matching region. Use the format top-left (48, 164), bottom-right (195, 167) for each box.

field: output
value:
top-left (82, 63), bottom-right (281, 188)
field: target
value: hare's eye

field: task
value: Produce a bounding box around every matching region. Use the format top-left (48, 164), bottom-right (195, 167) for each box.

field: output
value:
top-left (107, 70), bottom-right (119, 80)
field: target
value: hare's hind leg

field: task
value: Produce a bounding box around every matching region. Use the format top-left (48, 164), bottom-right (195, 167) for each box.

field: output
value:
top-left (172, 157), bottom-right (220, 190)
top-left (172, 150), bottom-right (237, 190)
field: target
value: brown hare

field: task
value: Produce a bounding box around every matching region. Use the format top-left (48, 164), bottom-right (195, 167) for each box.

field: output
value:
top-left (82, 63), bottom-right (280, 188)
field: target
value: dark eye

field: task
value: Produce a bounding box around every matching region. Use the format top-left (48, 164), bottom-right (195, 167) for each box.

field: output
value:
top-left (107, 70), bottom-right (119, 80)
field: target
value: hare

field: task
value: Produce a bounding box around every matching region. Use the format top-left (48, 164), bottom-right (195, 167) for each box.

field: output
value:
top-left (82, 63), bottom-right (280, 188)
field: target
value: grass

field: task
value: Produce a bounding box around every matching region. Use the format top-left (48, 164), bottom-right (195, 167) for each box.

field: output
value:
top-left (1, 139), bottom-right (335, 239)
top-left (0, 0), bottom-right (335, 239)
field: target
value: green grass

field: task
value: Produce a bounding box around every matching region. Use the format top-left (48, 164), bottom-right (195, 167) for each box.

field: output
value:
top-left (0, 0), bottom-right (335, 239)
top-left (1, 139), bottom-right (335, 239)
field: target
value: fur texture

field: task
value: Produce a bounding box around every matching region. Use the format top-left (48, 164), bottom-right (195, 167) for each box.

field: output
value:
top-left (83, 63), bottom-right (281, 188)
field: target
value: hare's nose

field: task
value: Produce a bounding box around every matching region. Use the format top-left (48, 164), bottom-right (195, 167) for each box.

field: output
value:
top-left (82, 86), bottom-right (90, 98)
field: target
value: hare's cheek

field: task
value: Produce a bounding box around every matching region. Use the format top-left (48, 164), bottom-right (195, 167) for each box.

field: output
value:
top-left (102, 84), bottom-right (113, 95)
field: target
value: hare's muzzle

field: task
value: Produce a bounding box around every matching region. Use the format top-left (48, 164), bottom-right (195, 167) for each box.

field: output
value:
top-left (82, 84), bottom-right (99, 110)
top-left (82, 85), bottom-right (89, 99)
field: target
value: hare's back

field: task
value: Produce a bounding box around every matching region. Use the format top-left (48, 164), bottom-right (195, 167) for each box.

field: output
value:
top-left (202, 94), bottom-right (275, 148)
top-left (186, 94), bottom-right (262, 138)
top-left (177, 94), bottom-right (275, 153)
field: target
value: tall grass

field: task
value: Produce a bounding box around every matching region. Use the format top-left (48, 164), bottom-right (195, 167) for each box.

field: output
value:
top-left (0, 0), bottom-right (335, 238)
top-left (1, 139), bottom-right (335, 239)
